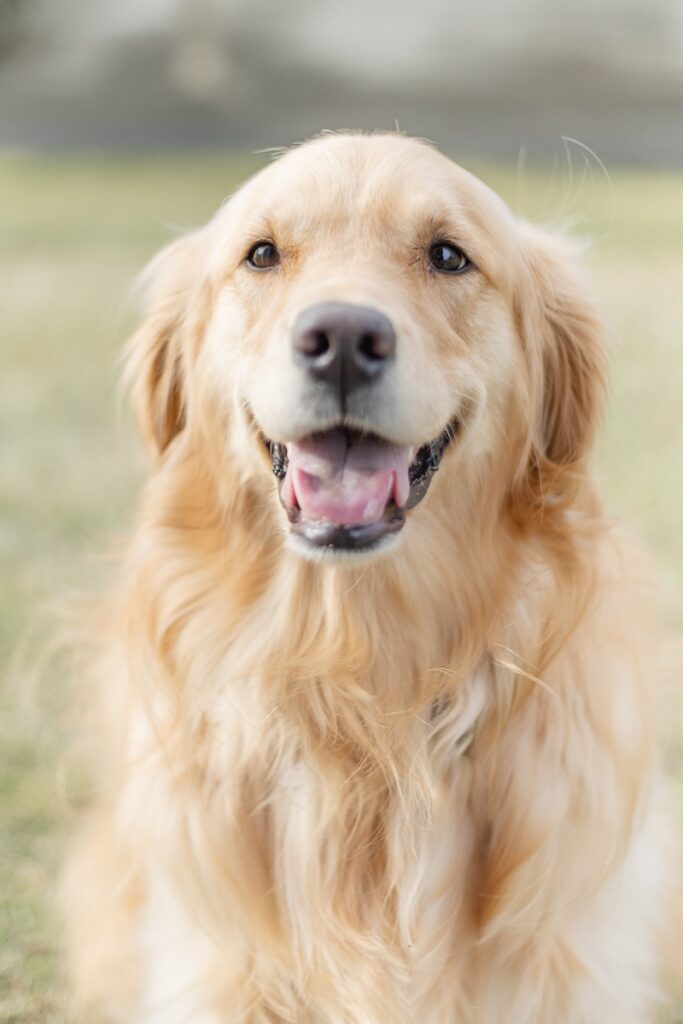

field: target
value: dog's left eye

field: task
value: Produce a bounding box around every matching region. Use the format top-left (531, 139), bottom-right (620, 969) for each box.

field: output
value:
top-left (428, 241), bottom-right (470, 274)
top-left (246, 241), bottom-right (280, 270)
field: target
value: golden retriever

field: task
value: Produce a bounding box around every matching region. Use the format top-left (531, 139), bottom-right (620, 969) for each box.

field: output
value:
top-left (62, 132), bottom-right (672, 1023)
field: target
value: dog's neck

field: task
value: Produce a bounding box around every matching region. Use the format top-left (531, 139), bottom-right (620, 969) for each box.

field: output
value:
top-left (129, 440), bottom-right (598, 755)
top-left (132, 444), bottom-right (528, 712)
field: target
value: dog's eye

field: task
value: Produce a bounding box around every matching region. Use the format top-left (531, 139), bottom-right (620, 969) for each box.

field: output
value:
top-left (246, 241), bottom-right (280, 270)
top-left (428, 241), bottom-right (470, 274)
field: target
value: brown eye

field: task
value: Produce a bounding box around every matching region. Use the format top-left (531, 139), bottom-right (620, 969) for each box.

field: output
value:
top-left (428, 241), bottom-right (470, 274)
top-left (246, 241), bottom-right (280, 270)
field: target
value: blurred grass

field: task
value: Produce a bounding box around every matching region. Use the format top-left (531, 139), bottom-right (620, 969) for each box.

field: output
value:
top-left (0, 151), bottom-right (682, 1020)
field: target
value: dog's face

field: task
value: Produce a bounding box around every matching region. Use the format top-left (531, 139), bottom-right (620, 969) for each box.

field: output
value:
top-left (128, 134), bottom-right (604, 563)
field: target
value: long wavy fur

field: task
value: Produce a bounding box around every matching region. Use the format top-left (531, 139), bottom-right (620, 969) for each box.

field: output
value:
top-left (61, 134), bottom-right (672, 1024)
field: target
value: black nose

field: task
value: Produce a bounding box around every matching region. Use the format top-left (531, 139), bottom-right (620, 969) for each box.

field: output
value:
top-left (292, 302), bottom-right (396, 398)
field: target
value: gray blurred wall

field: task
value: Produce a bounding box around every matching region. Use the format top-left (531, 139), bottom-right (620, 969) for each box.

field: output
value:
top-left (1, 0), bottom-right (682, 163)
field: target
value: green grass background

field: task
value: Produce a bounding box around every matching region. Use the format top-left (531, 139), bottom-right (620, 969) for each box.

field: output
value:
top-left (1, 154), bottom-right (681, 1020)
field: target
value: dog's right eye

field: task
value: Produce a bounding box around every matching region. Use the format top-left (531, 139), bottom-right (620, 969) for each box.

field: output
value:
top-left (246, 241), bottom-right (280, 270)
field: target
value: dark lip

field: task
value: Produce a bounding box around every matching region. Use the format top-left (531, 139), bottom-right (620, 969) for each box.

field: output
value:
top-left (287, 508), bottom-right (406, 552)
top-left (263, 418), bottom-right (459, 552)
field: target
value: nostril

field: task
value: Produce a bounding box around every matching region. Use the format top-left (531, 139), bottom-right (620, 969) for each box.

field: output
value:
top-left (358, 331), bottom-right (394, 362)
top-left (299, 329), bottom-right (330, 359)
top-left (358, 332), bottom-right (390, 361)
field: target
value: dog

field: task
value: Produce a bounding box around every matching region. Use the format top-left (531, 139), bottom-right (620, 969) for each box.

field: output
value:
top-left (62, 132), bottom-right (672, 1023)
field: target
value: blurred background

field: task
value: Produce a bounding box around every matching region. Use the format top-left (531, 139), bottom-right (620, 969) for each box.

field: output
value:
top-left (1, 2), bottom-right (682, 1020)
top-left (2, 0), bottom-right (683, 160)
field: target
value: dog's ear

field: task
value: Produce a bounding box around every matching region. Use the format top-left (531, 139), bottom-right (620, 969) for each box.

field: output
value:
top-left (124, 232), bottom-right (205, 458)
top-left (522, 227), bottom-right (607, 472)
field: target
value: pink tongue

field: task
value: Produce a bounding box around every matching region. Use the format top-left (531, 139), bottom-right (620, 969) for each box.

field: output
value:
top-left (281, 430), bottom-right (413, 526)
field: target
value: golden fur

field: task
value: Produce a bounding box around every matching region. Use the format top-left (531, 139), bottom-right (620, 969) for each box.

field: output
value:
top-left (62, 133), bottom-right (672, 1023)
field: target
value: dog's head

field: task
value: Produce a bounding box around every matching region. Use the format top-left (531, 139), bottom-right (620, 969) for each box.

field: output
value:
top-left (127, 134), bottom-right (605, 563)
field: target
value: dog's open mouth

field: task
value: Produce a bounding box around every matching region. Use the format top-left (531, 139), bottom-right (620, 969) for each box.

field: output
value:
top-left (265, 420), bottom-right (458, 551)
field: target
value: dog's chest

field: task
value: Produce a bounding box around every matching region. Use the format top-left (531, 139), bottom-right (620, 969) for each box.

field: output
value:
top-left (211, 668), bottom-right (489, 945)
top-left (138, 670), bottom-right (490, 1021)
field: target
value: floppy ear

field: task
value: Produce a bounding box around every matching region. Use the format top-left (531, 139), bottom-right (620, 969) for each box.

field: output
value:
top-left (523, 227), bottom-right (607, 471)
top-left (124, 232), bottom-right (205, 458)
